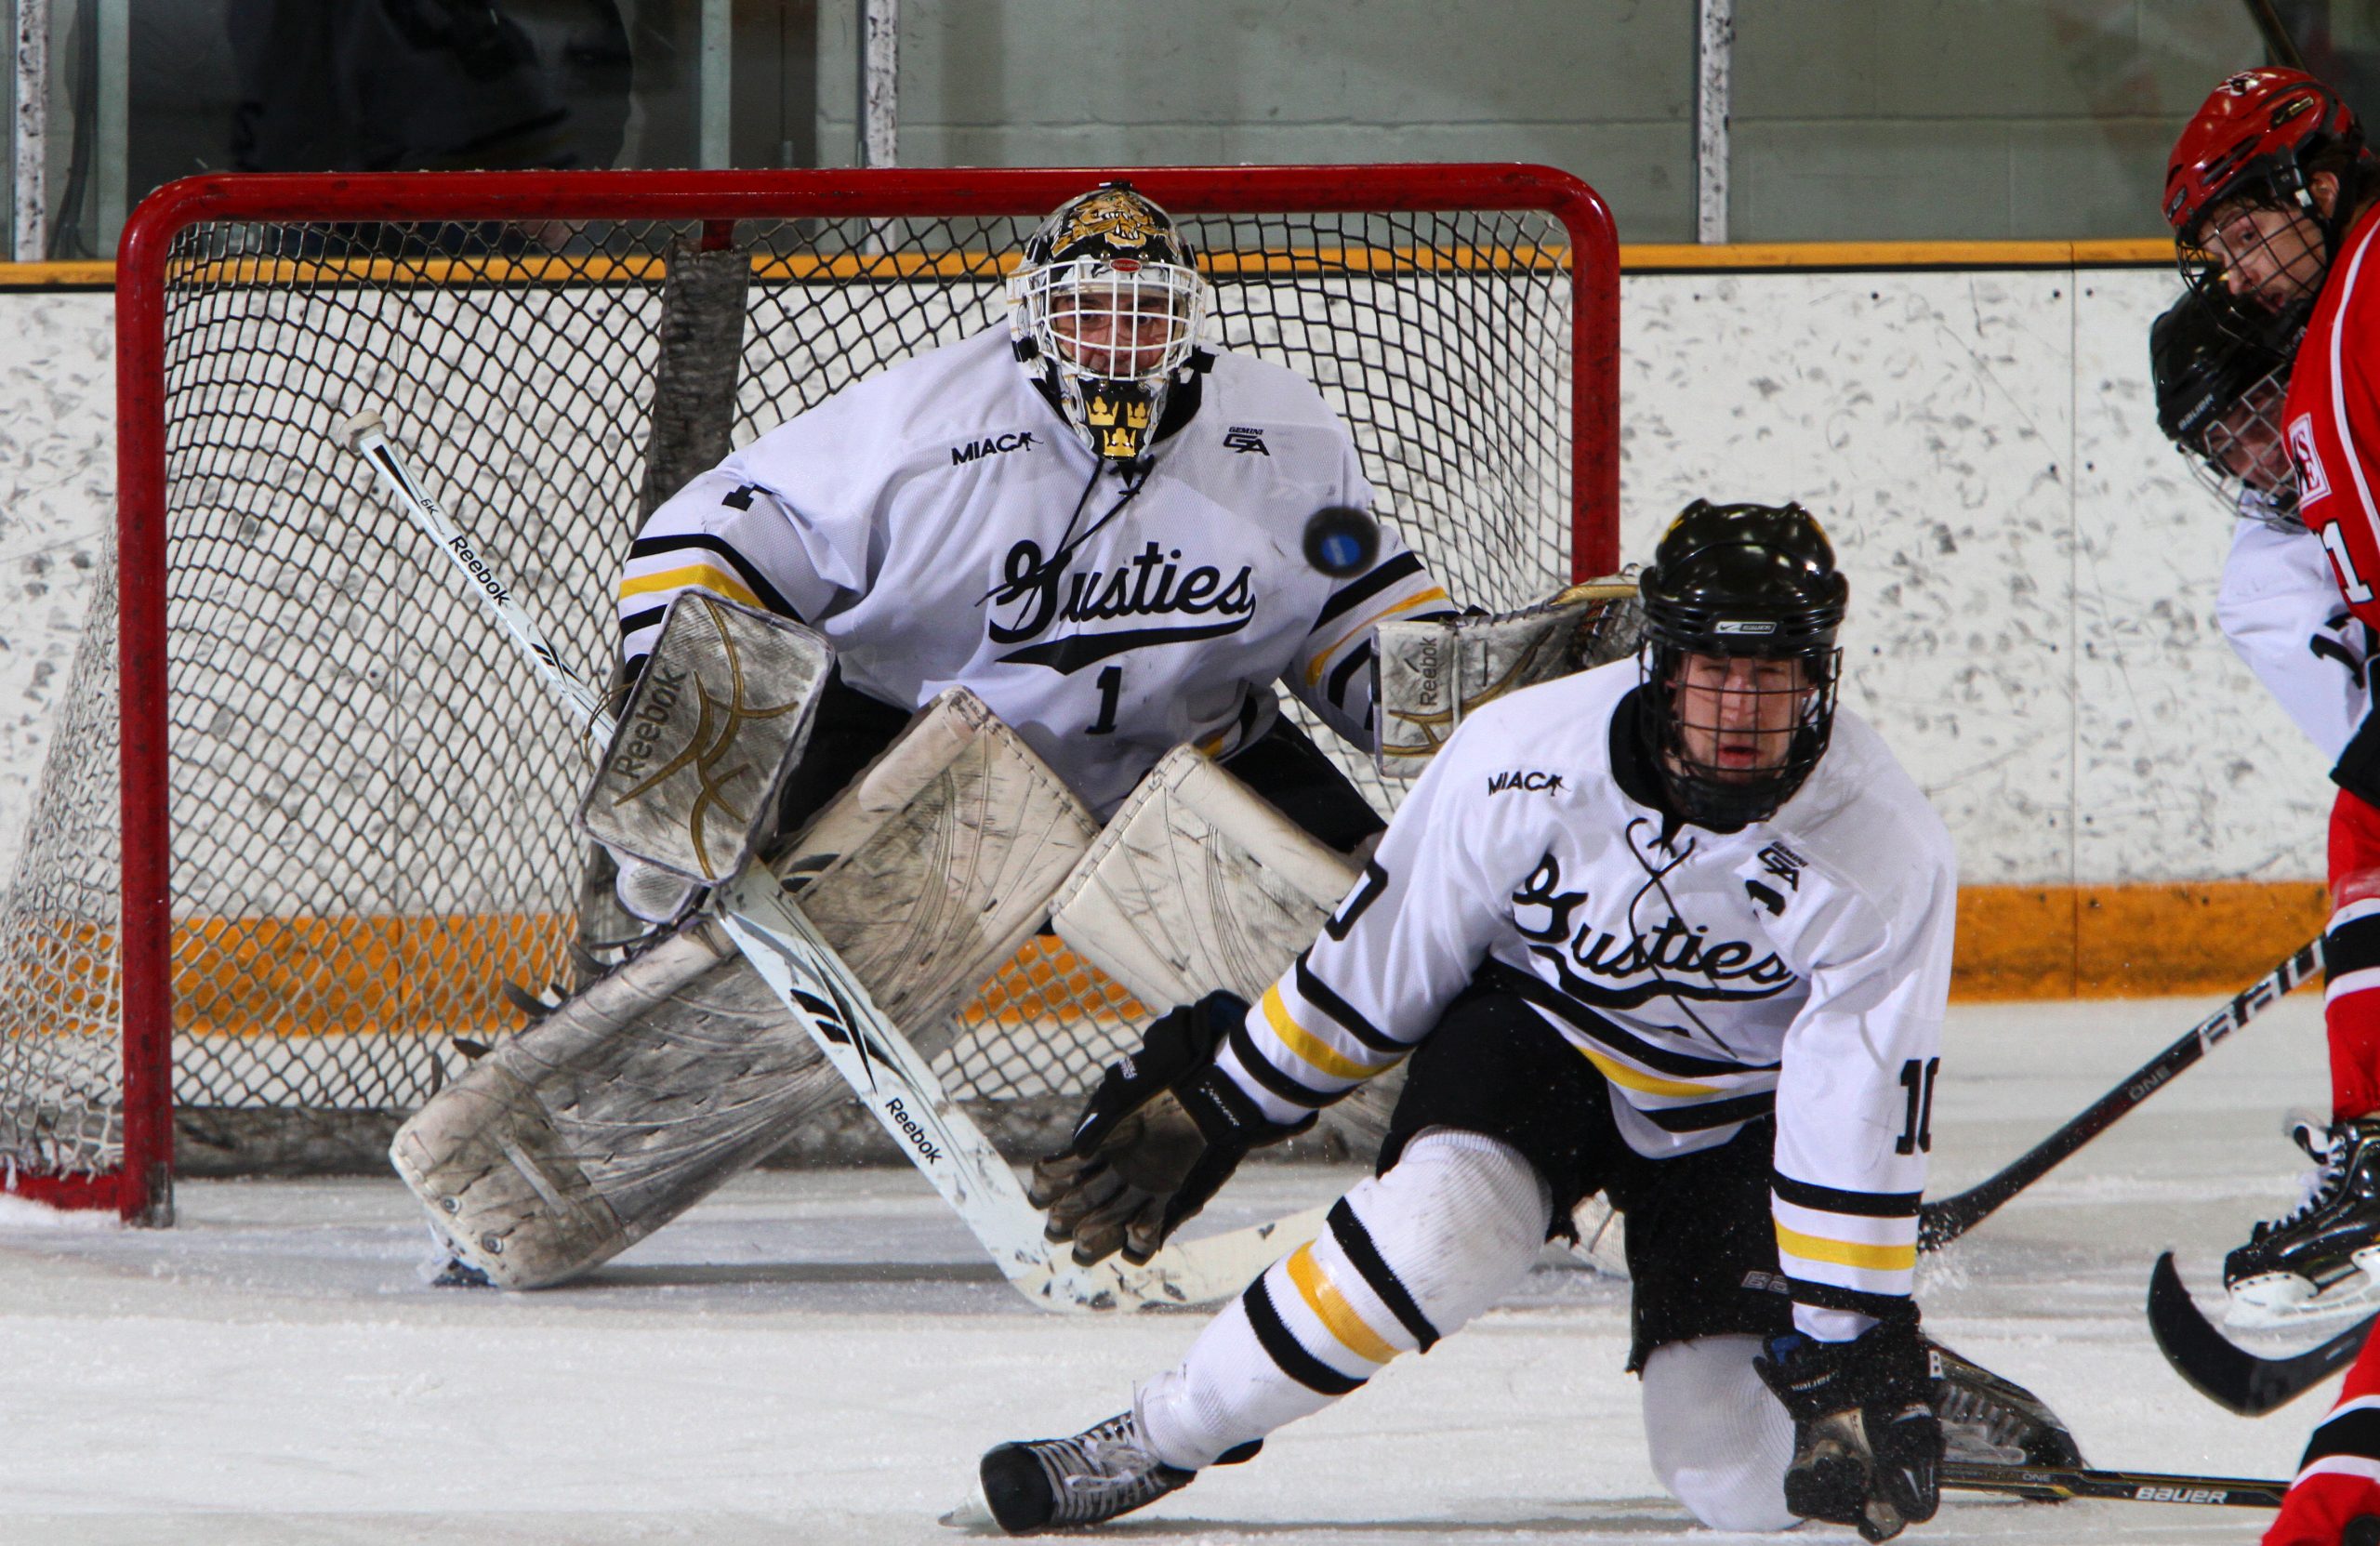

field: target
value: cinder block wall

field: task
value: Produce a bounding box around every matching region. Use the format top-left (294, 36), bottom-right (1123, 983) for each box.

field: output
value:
top-left (813, 0), bottom-right (2260, 242)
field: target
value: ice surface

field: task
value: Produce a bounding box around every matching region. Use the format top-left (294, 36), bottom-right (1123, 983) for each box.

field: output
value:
top-left (0, 994), bottom-right (2342, 1543)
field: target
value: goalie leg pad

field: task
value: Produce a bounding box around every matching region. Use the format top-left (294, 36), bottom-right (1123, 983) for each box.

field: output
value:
top-left (393, 688), bottom-right (1098, 1288)
top-left (391, 920), bottom-right (856, 1289)
top-left (1051, 745), bottom-right (1403, 1154)
top-left (783, 686), bottom-right (1100, 1029)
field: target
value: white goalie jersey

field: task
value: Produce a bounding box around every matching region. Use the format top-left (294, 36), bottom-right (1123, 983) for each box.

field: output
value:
top-left (619, 326), bottom-right (1452, 816)
top-left (1213, 661), bottom-right (1957, 1324)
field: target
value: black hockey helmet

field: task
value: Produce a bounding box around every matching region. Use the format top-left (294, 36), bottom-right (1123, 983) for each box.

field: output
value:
top-left (2149, 287), bottom-right (2300, 527)
top-left (1637, 500), bottom-right (1847, 829)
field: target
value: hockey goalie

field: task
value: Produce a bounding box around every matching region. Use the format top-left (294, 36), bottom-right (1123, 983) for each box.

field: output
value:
top-left (389, 181), bottom-right (1637, 1295)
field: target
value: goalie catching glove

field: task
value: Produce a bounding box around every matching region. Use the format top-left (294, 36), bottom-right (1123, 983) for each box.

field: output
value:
top-left (1754, 1316), bottom-right (1942, 1543)
top-left (1027, 990), bottom-right (1313, 1265)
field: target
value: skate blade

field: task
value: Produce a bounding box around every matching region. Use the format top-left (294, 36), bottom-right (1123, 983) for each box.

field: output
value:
top-left (937, 1485), bottom-right (999, 1534)
top-left (2226, 1274), bottom-right (2380, 1332)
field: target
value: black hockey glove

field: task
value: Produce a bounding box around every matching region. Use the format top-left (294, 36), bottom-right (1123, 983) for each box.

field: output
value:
top-left (1754, 1316), bottom-right (1943, 1543)
top-left (1025, 990), bottom-right (1314, 1266)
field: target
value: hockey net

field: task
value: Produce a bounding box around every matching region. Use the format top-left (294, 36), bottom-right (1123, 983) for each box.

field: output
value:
top-left (3, 165), bottom-right (1616, 1220)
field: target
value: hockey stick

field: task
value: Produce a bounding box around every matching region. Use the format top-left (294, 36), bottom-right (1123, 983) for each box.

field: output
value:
top-left (2148, 1249), bottom-right (2374, 1416)
top-left (343, 418), bottom-right (614, 747)
top-left (1918, 937), bottom-right (2324, 1250)
top-left (1941, 1459), bottom-right (2286, 1509)
top-left (340, 410), bottom-right (1323, 1311)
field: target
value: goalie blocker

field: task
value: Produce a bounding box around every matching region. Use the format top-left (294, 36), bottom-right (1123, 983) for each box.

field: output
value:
top-left (391, 686), bottom-right (1099, 1288)
top-left (579, 591), bottom-right (832, 888)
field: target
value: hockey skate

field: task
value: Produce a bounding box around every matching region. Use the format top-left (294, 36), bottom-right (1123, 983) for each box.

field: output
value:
top-left (945, 1410), bottom-right (1265, 1535)
top-left (946, 1411), bottom-right (1197, 1534)
top-left (1925, 1339), bottom-right (2083, 1469)
top-left (2224, 1115), bottom-right (2380, 1329)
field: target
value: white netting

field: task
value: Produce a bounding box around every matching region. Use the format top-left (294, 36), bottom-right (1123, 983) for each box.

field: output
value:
top-left (0, 193), bottom-right (1590, 1188)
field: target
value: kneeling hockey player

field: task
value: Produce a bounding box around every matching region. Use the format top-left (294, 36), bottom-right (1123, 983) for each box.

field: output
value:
top-left (968, 501), bottom-right (2074, 1539)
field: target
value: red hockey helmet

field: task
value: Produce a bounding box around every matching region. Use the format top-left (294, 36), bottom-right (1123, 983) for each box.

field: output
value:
top-left (2164, 68), bottom-right (2363, 241)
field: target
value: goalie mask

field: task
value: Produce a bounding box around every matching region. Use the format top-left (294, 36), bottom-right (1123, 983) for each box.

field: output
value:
top-left (1637, 501), bottom-right (1847, 830)
top-left (2150, 287), bottom-right (2300, 529)
top-left (1010, 183), bottom-right (1209, 463)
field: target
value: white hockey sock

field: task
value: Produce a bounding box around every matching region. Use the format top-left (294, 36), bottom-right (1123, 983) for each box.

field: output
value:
top-left (1640, 1334), bottom-right (1798, 1532)
top-left (1138, 1127), bottom-right (1551, 1470)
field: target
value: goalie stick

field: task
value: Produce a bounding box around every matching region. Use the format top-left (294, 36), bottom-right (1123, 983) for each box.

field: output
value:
top-left (1941, 1459), bottom-right (2287, 1509)
top-left (339, 410), bottom-right (1324, 1312)
top-left (2148, 1249), bottom-right (2375, 1416)
top-left (1918, 937), bottom-right (2323, 1250)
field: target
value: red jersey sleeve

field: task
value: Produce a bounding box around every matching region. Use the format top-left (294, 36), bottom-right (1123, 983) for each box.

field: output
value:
top-left (2288, 204), bottom-right (2380, 638)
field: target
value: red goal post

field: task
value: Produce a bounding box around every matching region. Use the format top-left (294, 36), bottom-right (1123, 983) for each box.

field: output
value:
top-left (17, 163), bottom-right (1615, 1223)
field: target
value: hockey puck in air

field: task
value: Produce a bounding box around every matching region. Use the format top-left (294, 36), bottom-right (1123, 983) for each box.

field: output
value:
top-left (1302, 506), bottom-right (1379, 578)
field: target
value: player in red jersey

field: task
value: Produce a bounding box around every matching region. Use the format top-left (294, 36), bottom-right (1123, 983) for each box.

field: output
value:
top-left (2169, 65), bottom-right (2380, 1546)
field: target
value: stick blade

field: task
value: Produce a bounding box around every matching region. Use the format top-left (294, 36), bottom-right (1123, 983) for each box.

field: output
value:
top-left (2148, 1249), bottom-right (2372, 1416)
top-left (334, 409), bottom-right (385, 451)
top-left (1942, 1459), bottom-right (2288, 1508)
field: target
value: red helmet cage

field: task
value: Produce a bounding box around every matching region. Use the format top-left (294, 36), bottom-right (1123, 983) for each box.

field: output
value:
top-left (2164, 68), bottom-right (2362, 240)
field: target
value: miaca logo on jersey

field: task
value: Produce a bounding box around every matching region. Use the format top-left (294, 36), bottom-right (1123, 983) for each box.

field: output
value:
top-left (983, 537), bottom-right (1256, 672)
top-left (1508, 846), bottom-right (1797, 1011)
top-left (951, 431), bottom-right (1038, 465)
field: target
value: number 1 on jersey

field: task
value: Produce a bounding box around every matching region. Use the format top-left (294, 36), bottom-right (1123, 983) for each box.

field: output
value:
top-left (1087, 665), bottom-right (1122, 735)
top-left (1896, 1057), bottom-right (1938, 1156)
top-left (2323, 521), bottom-right (2376, 605)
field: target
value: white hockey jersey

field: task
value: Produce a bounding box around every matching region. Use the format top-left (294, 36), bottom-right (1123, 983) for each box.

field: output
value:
top-left (2216, 509), bottom-right (2372, 760)
top-left (1217, 661), bottom-right (1956, 1326)
top-left (619, 327), bottom-right (1451, 816)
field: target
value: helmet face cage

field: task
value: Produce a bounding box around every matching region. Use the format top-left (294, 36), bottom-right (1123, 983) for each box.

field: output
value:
top-left (1633, 501), bottom-right (1850, 829)
top-left (2152, 291), bottom-right (2304, 527)
top-left (2180, 196), bottom-right (2333, 318)
top-left (1640, 638), bottom-right (1843, 830)
top-left (1009, 185), bottom-right (1210, 461)
top-left (2189, 366), bottom-right (2301, 527)
top-left (1017, 258), bottom-right (1206, 383)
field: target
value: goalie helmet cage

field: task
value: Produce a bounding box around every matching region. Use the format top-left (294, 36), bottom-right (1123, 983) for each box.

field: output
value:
top-left (13, 163), bottom-right (1616, 1223)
